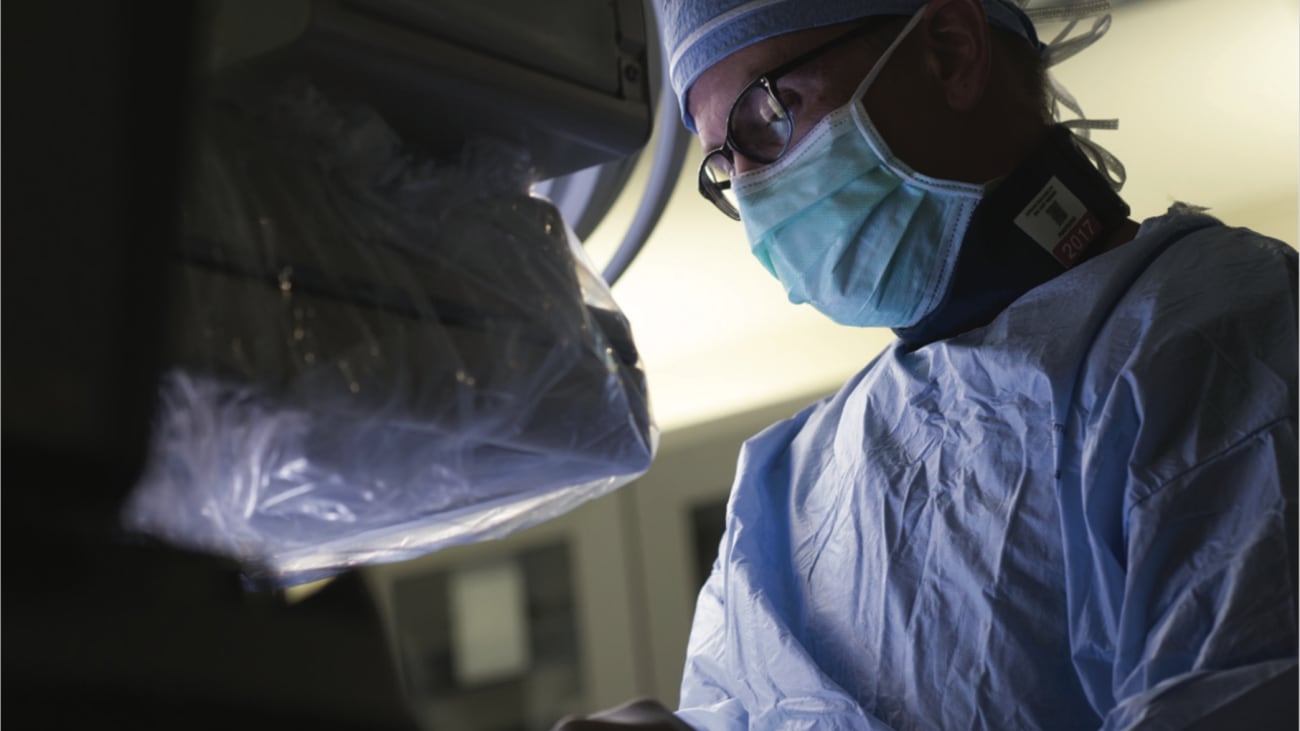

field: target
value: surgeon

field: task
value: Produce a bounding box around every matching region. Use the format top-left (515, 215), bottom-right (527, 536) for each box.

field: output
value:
top-left (553, 0), bottom-right (1297, 729)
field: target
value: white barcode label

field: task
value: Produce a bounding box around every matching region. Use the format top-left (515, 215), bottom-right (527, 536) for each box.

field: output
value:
top-left (1013, 176), bottom-right (1101, 267)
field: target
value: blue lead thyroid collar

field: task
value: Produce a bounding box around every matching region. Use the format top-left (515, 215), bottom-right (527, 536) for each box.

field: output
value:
top-left (893, 125), bottom-right (1131, 349)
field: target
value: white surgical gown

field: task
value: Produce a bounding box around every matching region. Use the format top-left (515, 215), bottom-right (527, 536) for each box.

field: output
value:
top-left (676, 212), bottom-right (1298, 730)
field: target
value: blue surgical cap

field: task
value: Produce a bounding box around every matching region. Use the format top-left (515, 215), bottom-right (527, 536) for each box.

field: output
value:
top-left (658, 0), bottom-right (1044, 132)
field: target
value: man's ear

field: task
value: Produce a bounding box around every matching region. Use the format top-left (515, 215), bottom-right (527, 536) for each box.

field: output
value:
top-left (917, 0), bottom-right (991, 112)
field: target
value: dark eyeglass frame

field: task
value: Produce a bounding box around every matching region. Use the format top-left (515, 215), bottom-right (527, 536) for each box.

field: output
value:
top-left (697, 22), bottom-right (880, 220)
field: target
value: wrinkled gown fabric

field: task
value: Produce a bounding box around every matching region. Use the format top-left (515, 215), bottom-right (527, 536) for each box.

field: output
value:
top-left (676, 212), bottom-right (1298, 730)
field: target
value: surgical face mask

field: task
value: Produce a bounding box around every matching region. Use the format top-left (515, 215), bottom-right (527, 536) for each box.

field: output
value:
top-left (732, 9), bottom-right (984, 328)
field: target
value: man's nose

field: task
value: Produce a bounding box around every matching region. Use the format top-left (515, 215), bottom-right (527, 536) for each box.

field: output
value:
top-left (732, 151), bottom-right (766, 175)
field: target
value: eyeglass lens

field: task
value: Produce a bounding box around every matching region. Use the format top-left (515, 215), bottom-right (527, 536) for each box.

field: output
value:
top-left (700, 149), bottom-right (740, 219)
top-left (731, 84), bottom-right (794, 164)
top-left (698, 83), bottom-right (794, 219)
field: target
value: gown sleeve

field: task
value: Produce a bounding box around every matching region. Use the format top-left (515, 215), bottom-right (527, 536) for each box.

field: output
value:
top-left (1061, 226), bottom-right (1298, 730)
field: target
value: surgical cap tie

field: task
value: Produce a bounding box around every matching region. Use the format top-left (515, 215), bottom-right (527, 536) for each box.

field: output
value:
top-left (1021, 1), bottom-right (1127, 191)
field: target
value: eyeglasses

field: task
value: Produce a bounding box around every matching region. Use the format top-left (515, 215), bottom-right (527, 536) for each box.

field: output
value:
top-left (698, 22), bottom-right (878, 220)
